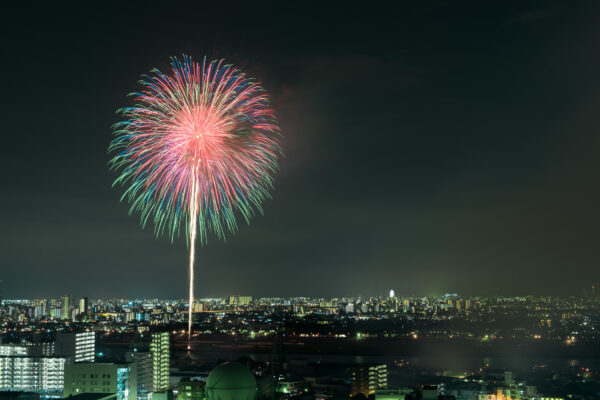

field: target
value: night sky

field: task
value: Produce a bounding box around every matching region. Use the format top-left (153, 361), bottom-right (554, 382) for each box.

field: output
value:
top-left (3, 2), bottom-right (600, 298)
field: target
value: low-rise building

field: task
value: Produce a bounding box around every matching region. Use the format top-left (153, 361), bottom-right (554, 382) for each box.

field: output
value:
top-left (63, 362), bottom-right (137, 400)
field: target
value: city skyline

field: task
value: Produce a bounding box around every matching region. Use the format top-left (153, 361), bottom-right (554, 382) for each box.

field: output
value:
top-left (3, 2), bottom-right (600, 298)
top-left (2, 285), bottom-right (599, 399)
top-left (0, 285), bottom-right (597, 305)
top-left (4, 290), bottom-right (600, 303)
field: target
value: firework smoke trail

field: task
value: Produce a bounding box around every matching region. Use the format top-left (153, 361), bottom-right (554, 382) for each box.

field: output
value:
top-left (109, 56), bottom-right (281, 346)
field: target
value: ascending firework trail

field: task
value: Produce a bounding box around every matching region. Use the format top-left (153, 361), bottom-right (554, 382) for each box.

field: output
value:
top-left (109, 56), bottom-right (281, 346)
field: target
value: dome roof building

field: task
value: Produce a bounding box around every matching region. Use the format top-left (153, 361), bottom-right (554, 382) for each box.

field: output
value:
top-left (206, 362), bottom-right (257, 400)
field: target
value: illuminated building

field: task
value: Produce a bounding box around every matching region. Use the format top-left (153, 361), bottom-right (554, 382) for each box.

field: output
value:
top-left (33, 300), bottom-right (47, 318)
top-left (0, 356), bottom-right (67, 397)
top-left (49, 308), bottom-right (61, 319)
top-left (177, 378), bottom-right (205, 400)
top-left (229, 296), bottom-right (252, 306)
top-left (150, 333), bottom-right (169, 392)
top-left (477, 386), bottom-right (530, 400)
top-left (61, 295), bottom-right (72, 321)
top-left (350, 364), bottom-right (387, 397)
top-left (319, 300), bottom-right (333, 308)
top-left (55, 332), bottom-right (95, 362)
top-left (127, 332), bottom-right (170, 395)
top-left (125, 351), bottom-right (152, 400)
top-left (0, 344), bottom-right (29, 356)
top-left (63, 362), bottom-right (137, 400)
top-left (135, 313), bottom-right (148, 322)
top-left (80, 297), bottom-right (89, 315)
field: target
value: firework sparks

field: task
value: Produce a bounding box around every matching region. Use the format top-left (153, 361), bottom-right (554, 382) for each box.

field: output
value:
top-left (109, 56), bottom-right (281, 343)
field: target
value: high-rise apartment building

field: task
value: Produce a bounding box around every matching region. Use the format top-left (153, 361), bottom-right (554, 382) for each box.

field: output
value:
top-left (350, 364), bottom-right (387, 397)
top-left (49, 308), bottom-right (61, 319)
top-left (229, 296), bottom-right (252, 306)
top-left (126, 351), bottom-right (153, 400)
top-left (80, 297), bottom-right (89, 315)
top-left (0, 356), bottom-right (68, 397)
top-left (63, 362), bottom-right (137, 400)
top-left (150, 332), bottom-right (170, 392)
top-left (55, 331), bottom-right (95, 362)
top-left (33, 305), bottom-right (45, 318)
top-left (127, 332), bottom-right (170, 395)
top-left (33, 299), bottom-right (47, 318)
top-left (61, 295), bottom-right (72, 321)
top-left (0, 341), bottom-right (53, 357)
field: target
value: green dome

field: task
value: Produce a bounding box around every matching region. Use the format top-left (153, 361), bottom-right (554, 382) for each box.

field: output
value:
top-left (206, 362), bottom-right (257, 400)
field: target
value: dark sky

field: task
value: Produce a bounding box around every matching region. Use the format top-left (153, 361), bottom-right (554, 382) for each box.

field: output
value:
top-left (2, 2), bottom-right (600, 299)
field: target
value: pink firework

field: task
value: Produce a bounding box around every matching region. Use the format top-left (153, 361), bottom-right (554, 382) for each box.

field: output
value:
top-left (109, 56), bottom-right (281, 342)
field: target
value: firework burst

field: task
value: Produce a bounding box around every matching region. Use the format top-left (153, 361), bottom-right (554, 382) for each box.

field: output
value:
top-left (109, 56), bottom-right (281, 342)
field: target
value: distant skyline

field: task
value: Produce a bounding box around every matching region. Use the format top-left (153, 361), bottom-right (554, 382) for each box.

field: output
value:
top-left (3, 2), bottom-right (600, 298)
top-left (3, 287), bottom-right (599, 301)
